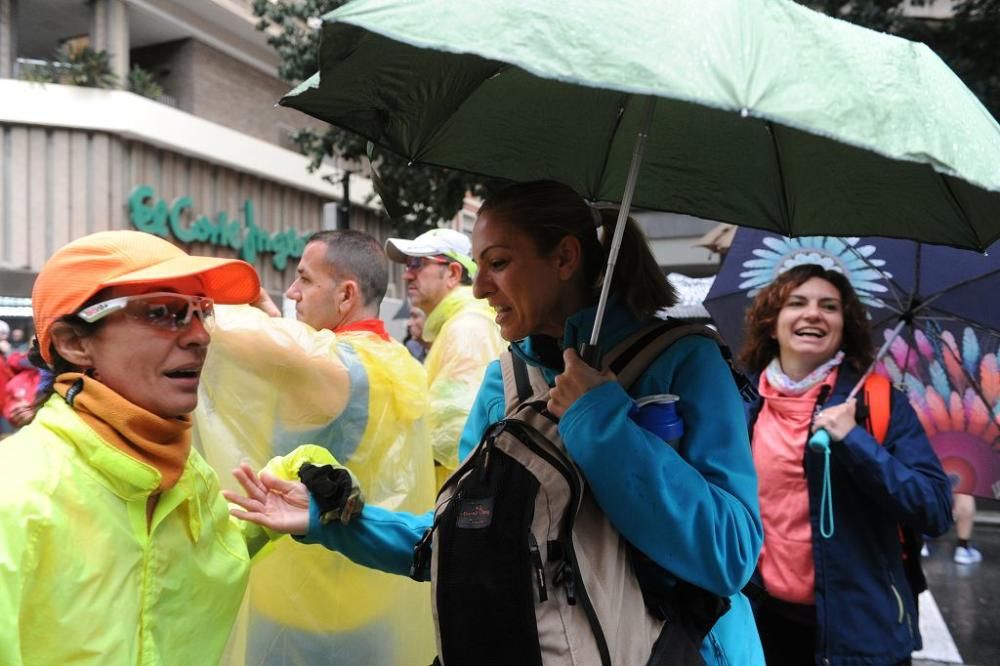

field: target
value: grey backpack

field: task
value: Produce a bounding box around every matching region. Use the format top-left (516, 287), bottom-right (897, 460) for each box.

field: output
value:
top-left (415, 321), bottom-right (738, 666)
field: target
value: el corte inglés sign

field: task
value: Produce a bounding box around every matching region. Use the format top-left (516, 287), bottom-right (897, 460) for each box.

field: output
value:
top-left (128, 185), bottom-right (309, 270)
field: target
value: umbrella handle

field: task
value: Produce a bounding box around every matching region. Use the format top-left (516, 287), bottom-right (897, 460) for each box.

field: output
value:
top-left (578, 342), bottom-right (603, 369)
top-left (808, 428), bottom-right (831, 451)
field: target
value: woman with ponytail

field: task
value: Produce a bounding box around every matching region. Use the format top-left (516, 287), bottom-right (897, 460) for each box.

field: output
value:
top-left (227, 180), bottom-right (764, 665)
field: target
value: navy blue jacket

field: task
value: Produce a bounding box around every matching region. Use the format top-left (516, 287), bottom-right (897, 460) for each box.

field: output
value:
top-left (747, 366), bottom-right (953, 665)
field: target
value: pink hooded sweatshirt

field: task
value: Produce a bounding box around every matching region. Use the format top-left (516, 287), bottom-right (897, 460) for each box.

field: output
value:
top-left (752, 369), bottom-right (838, 604)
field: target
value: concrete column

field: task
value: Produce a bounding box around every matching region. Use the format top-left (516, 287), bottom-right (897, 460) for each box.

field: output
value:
top-left (90, 0), bottom-right (128, 83)
top-left (0, 0), bottom-right (17, 79)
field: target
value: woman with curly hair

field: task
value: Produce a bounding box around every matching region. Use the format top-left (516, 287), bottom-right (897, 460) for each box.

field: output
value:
top-left (740, 263), bottom-right (952, 666)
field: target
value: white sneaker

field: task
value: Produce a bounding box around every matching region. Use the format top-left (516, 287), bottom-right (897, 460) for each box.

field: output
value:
top-left (920, 543), bottom-right (930, 558)
top-left (953, 545), bottom-right (983, 564)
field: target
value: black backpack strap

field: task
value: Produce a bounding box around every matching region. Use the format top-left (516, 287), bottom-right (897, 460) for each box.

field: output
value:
top-left (499, 351), bottom-right (551, 416)
top-left (511, 353), bottom-right (533, 404)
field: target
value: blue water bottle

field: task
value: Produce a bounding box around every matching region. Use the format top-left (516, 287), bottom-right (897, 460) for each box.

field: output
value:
top-left (631, 394), bottom-right (684, 448)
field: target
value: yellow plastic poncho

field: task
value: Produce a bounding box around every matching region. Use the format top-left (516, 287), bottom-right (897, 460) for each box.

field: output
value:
top-left (422, 286), bottom-right (506, 485)
top-left (194, 305), bottom-right (437, 666)
top-left (0, 397), bottom-right (256, 666)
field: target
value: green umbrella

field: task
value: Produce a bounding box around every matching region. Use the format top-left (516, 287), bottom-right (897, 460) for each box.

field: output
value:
top-left (281, 0), bottom-right (1000, 352)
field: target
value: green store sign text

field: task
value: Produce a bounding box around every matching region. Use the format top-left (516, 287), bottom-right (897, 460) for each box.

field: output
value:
top-left (128, 184), bottom-right (309, 270)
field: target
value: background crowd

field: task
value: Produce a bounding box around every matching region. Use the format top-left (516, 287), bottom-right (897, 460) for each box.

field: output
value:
top-left (0, 321), bottom-right (41, 435)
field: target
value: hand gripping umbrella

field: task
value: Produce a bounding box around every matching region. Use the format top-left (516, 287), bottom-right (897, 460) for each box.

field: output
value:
top-left (704, 229), bottom-right (1000, 500)
top-left (281, 0), bottom-right (1000, 361)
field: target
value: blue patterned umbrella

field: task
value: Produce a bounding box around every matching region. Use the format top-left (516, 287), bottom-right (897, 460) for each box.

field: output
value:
top-left (704, 229), bottom-right (1000, 498)
top-left (706, 231), bottom-right (1000, 354)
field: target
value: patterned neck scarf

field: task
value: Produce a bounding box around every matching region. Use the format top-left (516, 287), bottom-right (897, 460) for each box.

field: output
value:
top-left (765, 351), bottom-right (845, 396)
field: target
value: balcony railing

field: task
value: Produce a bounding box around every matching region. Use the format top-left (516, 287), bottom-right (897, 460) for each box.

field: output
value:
top-left (13, 56), bottom-right (67, 80)
top-left (12, 57), bottom-right (177, 108)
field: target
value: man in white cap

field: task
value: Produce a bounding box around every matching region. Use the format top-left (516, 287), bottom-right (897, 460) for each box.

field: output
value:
top-left (386, 228), bottom-right (505, 487)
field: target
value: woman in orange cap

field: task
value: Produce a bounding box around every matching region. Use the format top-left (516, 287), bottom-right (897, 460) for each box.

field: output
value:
top-left (0, 230), bottom-right (266, 665)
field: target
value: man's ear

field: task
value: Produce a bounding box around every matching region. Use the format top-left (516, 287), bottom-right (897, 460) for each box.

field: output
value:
top-left (446, 261), bottom-right (464, 288)
top-left (49, 322), bottom-right (94, 368)
top-left (339, 279), bottom-right (360, 314)
top-left (554, 235), bottom-right (583, 281)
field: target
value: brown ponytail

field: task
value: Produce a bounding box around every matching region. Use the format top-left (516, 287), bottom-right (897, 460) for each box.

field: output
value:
top-left (594, 208), bottom-right (677, 320)
top-left (478, 180), bottom-right (676, 320)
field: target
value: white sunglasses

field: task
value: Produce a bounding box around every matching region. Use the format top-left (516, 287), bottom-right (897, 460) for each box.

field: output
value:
top-left (76, 292), bottom-right (215, 331)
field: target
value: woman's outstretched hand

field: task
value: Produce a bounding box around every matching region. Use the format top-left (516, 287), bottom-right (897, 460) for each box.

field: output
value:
top-left (547, 348), bottom-right (615, 418)
top-left (223, 462), bottom-right (311, 535)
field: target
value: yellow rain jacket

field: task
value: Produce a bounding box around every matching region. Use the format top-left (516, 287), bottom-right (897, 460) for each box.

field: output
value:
top-left (422, 286), bottom-right (506, 483)
top-left (195, 306), bottom-right (437, 666)
top-left (0, 396), bottom-right (258, 666)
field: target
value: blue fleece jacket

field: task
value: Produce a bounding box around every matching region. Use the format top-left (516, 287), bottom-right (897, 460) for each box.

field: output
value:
top-left (300, 301), bottom-right (765, 665)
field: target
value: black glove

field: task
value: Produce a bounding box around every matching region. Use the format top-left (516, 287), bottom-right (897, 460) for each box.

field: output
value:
top-left (298, 462), bottom-right (365, 525)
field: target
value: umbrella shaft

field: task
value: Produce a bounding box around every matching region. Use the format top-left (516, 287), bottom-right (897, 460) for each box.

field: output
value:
top-left (590, 96), bottom-right (658, 349)
top-left (848, 318), bottom-right (908, 401)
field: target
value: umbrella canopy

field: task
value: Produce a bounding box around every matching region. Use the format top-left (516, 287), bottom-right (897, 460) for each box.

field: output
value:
top-left (703, 229), bottom-right (1000, 498)
top-left (283, 0), bottom-right (1000, 251)
top-left (704, 230), bottom-right (1000, 354)
top-left (878, 323), bottom-right (1000, 499)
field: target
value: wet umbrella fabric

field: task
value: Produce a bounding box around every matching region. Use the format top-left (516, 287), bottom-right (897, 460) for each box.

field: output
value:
top-left (282, 0), bottom-right (1000, 251)
top-left (703, 229), bottom-right (1000, 498)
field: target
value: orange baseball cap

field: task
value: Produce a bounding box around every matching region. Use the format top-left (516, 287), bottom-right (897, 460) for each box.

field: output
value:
top-left (33, 230), bottom-right (261, 364)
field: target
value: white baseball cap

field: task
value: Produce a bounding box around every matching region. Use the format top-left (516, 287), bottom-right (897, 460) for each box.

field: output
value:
top-left (385, 228), bottom-right (477, 277)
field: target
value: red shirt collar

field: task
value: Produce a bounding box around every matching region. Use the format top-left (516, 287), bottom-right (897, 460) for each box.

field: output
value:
top-left (332, 318), bottom-right (391, 341)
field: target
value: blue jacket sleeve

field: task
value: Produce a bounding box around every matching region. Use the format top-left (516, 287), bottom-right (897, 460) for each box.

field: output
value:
top-left (296, 501), bottom-right (433, 578)
top-left (559, 336), bottom-right (763, 597)
top-left (457, 360), bottom-right (505, 464)
top-left (832, 389), bottom-right (953, 537)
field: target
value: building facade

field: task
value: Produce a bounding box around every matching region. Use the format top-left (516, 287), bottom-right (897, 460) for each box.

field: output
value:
top-left (0, 0), bottom-right (398, 332)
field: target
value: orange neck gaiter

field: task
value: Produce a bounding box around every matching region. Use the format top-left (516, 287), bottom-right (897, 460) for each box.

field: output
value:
top-left (54, 373), bottom-right (192, 492)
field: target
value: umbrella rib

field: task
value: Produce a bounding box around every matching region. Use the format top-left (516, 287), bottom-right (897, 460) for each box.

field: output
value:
top-left (591, 93), bottom-right (633, 202)
top-left (842, 243), bottom-right (910, 314)
top-left (870, 311), bottom-right (905, 332)
top-left (910, 266), bottom-right (1000, 314)
top-left (412, 64), bottom-right (509, 163)
top-left (914, 312), bottom-right (1000, 341)
top-left (937, 173), bottom-right (986, 252)
top-left (764, 121), bottom-right (793, 236)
